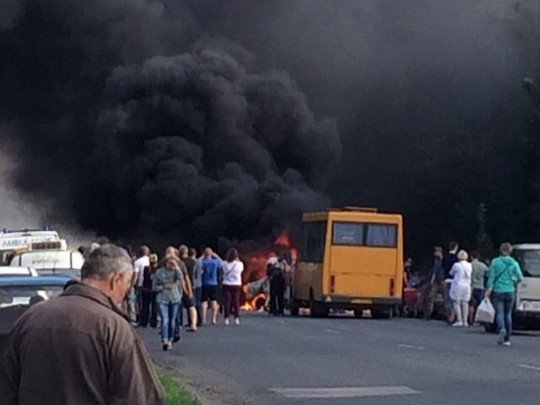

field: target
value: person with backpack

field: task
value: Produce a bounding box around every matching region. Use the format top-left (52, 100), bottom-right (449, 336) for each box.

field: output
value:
top-left (485, 242), bottom-right (523, 346)
top-left (267, 254), bottom-right (286, 316)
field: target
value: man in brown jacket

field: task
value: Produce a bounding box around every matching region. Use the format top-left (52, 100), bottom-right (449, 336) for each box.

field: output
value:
top-left (0, 244), bottom-right (165, 405)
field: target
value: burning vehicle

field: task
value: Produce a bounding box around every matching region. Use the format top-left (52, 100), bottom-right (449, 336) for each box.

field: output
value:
top-left (240, 231), bottom-right (297, 312)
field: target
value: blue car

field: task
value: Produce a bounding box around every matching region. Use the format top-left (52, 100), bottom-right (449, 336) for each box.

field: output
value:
top-left (0, 275), bottom-right (75, 351)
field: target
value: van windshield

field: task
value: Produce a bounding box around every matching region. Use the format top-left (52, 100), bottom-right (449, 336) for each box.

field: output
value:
top-left (513, 250), bottom-right (540, 278)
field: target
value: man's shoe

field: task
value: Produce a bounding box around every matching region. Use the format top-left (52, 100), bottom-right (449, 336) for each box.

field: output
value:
top-left (225, 318), bottom-right (230, 326)
top-left (235, 318), bottom-right (240, 325)
top-left (497, 329), bottom-right (506, 345)
top-left (173, 334), bottom-right (180, 343)
top-left (162, 342), bottom-right (168, 351)
top-left (503, 341), bottom-right (512, 347)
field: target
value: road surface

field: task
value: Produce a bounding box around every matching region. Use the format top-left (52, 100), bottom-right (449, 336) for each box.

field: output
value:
top-left (139, 312), bottom-right (540, 404)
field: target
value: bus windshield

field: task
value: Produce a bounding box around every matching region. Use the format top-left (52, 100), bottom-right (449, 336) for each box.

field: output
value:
top-left (513, 250), bottom-right (540, 278)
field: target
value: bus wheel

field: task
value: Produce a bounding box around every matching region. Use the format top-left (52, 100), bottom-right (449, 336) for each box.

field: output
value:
top-left (310, 298), bottom-right (327, 318)
top-left (290, 300), bottom-right (300, 317)
top-left (372, 307), bottom-right (393, 319)
top-left (354, 309), bottom-right (363, 319)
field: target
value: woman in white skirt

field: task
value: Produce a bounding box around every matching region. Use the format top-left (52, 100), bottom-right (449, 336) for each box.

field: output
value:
top-left (449, 250), bottom-right (472, 327)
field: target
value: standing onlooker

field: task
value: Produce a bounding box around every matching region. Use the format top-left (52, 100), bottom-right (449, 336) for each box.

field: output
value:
top-left (267, 254), bottom-right (286, 316)
top-left (178, 245), bottom-right (197, 332)
top-left (449, 250), bottom-right (472, 327)
top-left (486, 243), bottom-right (523, 346)
top-left (133, 245), bottom-right (151, 326)
top-left (201, 248), bottom-right (222, 325)
top-left (468, 251), bottom-right (489, 325)
top-left (190, 248), bottom-right (203, 327)
top-left (0, 244), bottom-right (164, 404)
top-left (153, 256), bottom-right (185, 351)
top-left (442, 241), bottom-right (459, 323)
top-left (140, 253), bottom-right (159, 328)
top-left (222, 248), bottom-right (244, 325)
top-left (178, 245), bottom-right (198, 332)
top-left (422, 247), bottom-right (444, 320)
top-left (129, 245), bottom-right (150, 325)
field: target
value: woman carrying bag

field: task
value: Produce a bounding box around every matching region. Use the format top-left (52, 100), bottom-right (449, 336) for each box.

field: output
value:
top-left (485, 242), bottom-right (523, 347)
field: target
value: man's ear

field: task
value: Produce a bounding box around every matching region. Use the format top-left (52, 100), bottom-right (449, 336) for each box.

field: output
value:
top-left (110, 272), bottom-right (120, 289)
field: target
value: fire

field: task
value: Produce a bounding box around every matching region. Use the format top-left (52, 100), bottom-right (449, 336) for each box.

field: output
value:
top-left (240, 229), bottom-right (299, 311)
top-left (240, 293), bottom-right (267, 312)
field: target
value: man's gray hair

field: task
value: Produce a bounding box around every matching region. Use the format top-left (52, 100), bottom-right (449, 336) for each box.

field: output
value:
top-left (81, 244), bottom-right (134, 280)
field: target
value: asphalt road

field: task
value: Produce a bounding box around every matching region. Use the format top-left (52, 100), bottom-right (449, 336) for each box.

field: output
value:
top-left (140, 312), bottom-right (540, 405)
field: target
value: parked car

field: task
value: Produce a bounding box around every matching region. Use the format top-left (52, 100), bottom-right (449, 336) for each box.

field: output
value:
top-left (0, 266), bottom-right (38, 277)
top-left (0, 275), bottom-right (72, 353)
top-left (0, 275), bottom-right (71, 309)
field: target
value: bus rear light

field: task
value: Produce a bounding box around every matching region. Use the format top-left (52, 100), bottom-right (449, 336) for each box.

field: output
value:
top-left (330, 275), bottom-right (335, 293)
top-left (389, 278), bottom-right (395, 296)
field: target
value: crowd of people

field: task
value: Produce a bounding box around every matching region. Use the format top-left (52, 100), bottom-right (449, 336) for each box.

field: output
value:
top-left (128, 245), bottom-right (247, 351)
top-left (416, 241), bottom-right (524, 346)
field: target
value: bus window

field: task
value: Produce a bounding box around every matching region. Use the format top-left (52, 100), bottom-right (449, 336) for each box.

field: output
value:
top-left (366, 224), bottom-right (397, 247)
top-left (302, 221), bottom-right (327, 262)
top-left (333, 222), bottom-right (364, 245)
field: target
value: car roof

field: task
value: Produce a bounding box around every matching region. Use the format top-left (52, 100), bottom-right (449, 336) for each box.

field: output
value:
top-left (513, 244), bottom-right (540, 250)
top-left (0, 275), bottom-right (72, 287)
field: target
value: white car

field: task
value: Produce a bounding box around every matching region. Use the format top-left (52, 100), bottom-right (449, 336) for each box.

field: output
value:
top-left (0, 266), bottom-right (38, 277)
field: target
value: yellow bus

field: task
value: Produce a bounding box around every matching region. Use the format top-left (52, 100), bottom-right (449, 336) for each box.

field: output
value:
top-left (290, 207), bottom-right (404, 318)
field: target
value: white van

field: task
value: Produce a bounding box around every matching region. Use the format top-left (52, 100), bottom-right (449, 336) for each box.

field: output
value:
top-left (10, 250), bottom-right (84, 278)
top-left (0, 229), bottom-right (60, 265)
top-left (511, 244), bottom-right (540, 328)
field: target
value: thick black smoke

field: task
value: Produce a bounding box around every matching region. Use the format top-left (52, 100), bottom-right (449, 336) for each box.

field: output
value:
top-left (0, 0), bottom-right (339, 245)
top-left (2, 1), bottom-right (540, 256)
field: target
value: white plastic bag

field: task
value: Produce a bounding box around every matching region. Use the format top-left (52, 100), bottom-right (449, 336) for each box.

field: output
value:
top-left (475, 298), bottom-right (495, 324)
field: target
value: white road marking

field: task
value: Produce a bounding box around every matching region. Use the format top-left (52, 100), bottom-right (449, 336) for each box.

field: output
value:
top-left (324, 329), bottom-right (342, 334)
top-left (270, 386), bottom-right (421, 399)
top-left (519, 364), bottom-right (540, 372)
top-left (398, 343), bottom-right (425, 350)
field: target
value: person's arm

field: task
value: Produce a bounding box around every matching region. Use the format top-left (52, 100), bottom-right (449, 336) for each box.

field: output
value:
top-left (180, 267), bottom-right (191, 297)
top-left (177, 269), bottom-right (191, 296)
top-left (449, 263), bottom-right (457, 277)
top-left (108, 325), bottom-right (165, 404)
top-left (152, 270), bottom-right (164, 292)
top-left (485, 263), bottom-right (495, 298)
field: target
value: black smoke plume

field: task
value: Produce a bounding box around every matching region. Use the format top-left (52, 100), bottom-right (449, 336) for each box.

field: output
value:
top-left (0, 0), bottom-right (339, 246)
top-left (2, 1), bottom-right (540, 257)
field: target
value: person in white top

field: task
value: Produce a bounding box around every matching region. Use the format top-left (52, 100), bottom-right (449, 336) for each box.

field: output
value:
top-left (222, 248), bottom-right (244, 325)
top-left (131, 245), bottom-right (150, 325)
top-left (449, 250), bottom-right (472, 327)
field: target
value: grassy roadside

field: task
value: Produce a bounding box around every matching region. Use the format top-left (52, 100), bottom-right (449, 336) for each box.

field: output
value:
top-left (156, 367), bottom-right (200, 405)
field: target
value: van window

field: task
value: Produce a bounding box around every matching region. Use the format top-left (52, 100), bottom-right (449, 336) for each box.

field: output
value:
top-left (302, 221), bottom-right (327, 262)
top-left (513, 250), bottom-right (540, 277)
top-left (366, 224), bottom-right (397, 247)
top-left (333, 223), bottom-right (364, 245)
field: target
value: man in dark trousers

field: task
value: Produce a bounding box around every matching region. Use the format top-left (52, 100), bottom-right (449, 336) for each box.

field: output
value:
top-left (442, 241), bottom-right (459, 324)
top-left (267, 255), bottom-right (286, 316)
top-left (0, 244), bottom-right (164, 405)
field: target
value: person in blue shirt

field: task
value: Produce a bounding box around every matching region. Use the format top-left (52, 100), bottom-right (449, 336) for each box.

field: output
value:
top-left (201, 248), bottom-right (222, 325)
